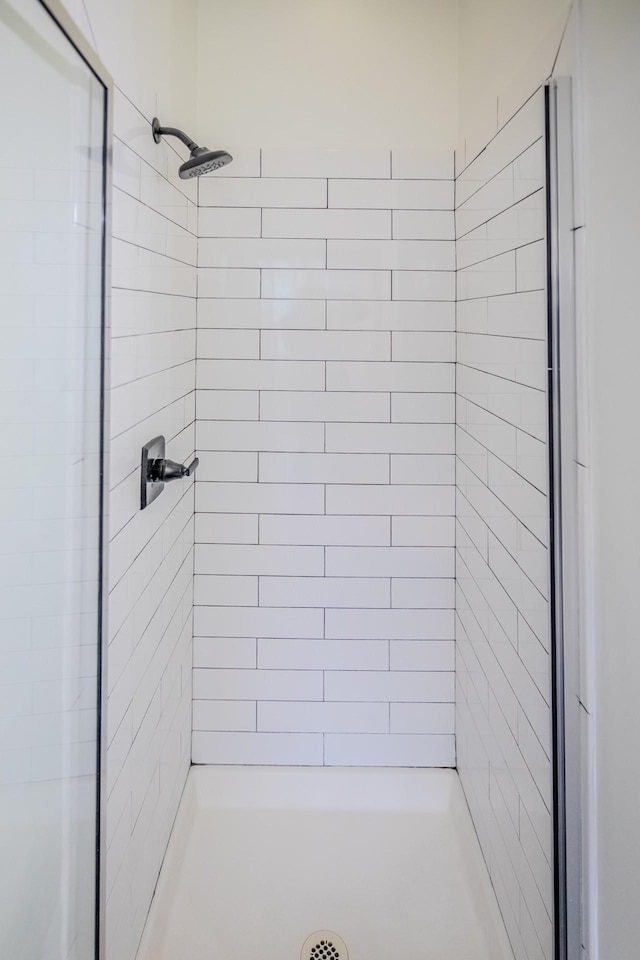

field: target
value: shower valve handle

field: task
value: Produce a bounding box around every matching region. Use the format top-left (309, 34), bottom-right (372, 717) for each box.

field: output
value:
top-left (149, 456), bottom-right (199, 482)
top-left (140, 435), bottom-right (198, 510)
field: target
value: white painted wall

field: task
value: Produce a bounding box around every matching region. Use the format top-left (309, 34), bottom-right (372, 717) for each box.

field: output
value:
top-left (579, 0), bottom-right (640, 956)
top-left (195, 0), bottom-right (458, 150)
top-left (457, 0), bottom-right (571, 167)
top-left (63, 0), bottom-right (198, 131)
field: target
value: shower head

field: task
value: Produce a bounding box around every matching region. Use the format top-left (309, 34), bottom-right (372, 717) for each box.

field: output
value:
top-left (152, 118), bottom-right (233, 178)
top-left (178, 147), bottom-right (233, 178)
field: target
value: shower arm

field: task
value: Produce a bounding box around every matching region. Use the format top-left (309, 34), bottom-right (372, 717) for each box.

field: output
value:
top-left (152, 118), bottom-right (200, 153)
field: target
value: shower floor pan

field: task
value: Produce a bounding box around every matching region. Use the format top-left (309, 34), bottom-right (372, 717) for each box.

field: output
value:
top-left (136, 767), bottom-right (514, 960)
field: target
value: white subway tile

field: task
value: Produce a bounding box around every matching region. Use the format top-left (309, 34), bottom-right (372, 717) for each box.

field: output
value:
top-left (261, 147), bottom-right (390, 179)
top-left (391, 149), bottom-right (454, 180)
top-left (112, 242), bottom-right (195, 297)
top-left (326, 485), bottom-right (454, 516)
top-left (392, 332), bottom-right (455, 362)
top-left (326, 609), bottom-right (454, 641)
top-left (199, 178), bottom-right (327, 208)
top-left (259, 391), bottom-right (390, 423)
top-left (195, 514), bottom-right (258, 545)
top-left (257, 638), bottom-right (388, 671)
top-left (329, 179), bottom-right (453, 210)
top-left (192, 637), bottom-right (257, 669)
top-left (326, 423), bottom-right (454, 454)
top-left (192, 731), bottom-right (323, 765)
top-left (324, 671), bottom-right (455, 702)
top-left (198, 268), bottom-right (260, 298)
top-left (198, 298), bottom-right (325, 329)
top-left (393, 270), bottom-right (455, 301)
top-left (389, 639), bottom-right (455, 669)
top-left (199, 238), bottom-right (325, 269)
top-left (194, 574), bottom-right (258, 607)
top-left (392, 210), bottom-right (455, 240)
top-left (139, 166), bottom-right (191, 229)
top-left (259, 453), bottom-right (389, 484)
top-left (197, 330), bottom-right (259, 360)
top-left (196, 360), bottom-right (325, 390)
top-left (458, 333), bottom-right (546, 393)
top-left (259, 514), bottom-right (390, 547)
top-left (327, 240), bottom-right (455, 271)
top-left (192, 700), bottom-right (256, 732)
top-left (391, 393), bottom-right (455, 423)
top-left (327, 300), bottom-right (455, 331)
top-left (196, 482), bottom-right (324, 515)
top-left (518, 708), bottom-right (551, 806)
top-left (458, 196), bottom-right (544, 270)
top-left (197, 390), bottom-right (259, 420)
top-left (516, 240), bottom-right (545, 292)
top-left (195, 543), bottom-right (324, 576)
top-left (262, 209), bottom-right (391, 240)
top-left (112, 288), bottom-right (195, 338)
top-left (516, 432), bottom-right (547, 494)
top-left (390, 703), bottom-right (455, 734)
top-left (390, 454), bottom-right (455, 484)
top-left (456, 298), bottom-right (489, 335)
top-left (456, 168), bottom-right (515, 237)
top-left (460, 403), bottom-right (518, 468)
top-left (326, 361), bottom-right (454, 392)
top-left (487, 290), bottom-right (546, 340)
top-left (488, 455), bottom-right (547, 544)
top-left (194, 605), bottom-right (324, 639)
top-left (457, 252), bottom-right (516, 300)
top-left (198, 208), bottom-right (261, 237)
top-left (197, 420), bottom-right (324, 452)
top-left (259, 576), bottom-right (389, 609)
top-left (261, 330), bottom-right (390, 361)
top-left (262, 269), bottom-right (390, 301)
top-left (391, 577), bottom-right (455, 606)
top-left (258, 701), bottom-right (388, 733)
top-left (112, 138), bottom-right (141, 199)
top-left (193, 668), bottom-right (323, 701)
top-left (392, 513), bottom-right (456, 545)
top-left (196, 452), bottom-right (258, 482)
top-left (518, 615), bottom-right (550, 701)
top-left (326, 547), bottom-right (455, 578)
top-left (324, 733), bottom-right (455, 767)
top-left (456, 364), bottom-right (546, 439)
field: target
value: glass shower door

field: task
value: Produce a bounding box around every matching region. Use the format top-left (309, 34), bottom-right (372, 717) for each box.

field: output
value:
top-left (0, 1), bottom-right (109, 957)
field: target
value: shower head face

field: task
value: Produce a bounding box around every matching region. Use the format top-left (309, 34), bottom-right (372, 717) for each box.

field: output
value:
top-left (179, 147), bottom-right (233, 178)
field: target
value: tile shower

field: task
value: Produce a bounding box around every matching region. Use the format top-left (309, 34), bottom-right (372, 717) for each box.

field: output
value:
top-left (0, 2), bottom-right (574, 960)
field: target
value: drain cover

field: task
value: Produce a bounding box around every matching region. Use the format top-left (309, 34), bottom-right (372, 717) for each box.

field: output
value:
top-left (300, 930), bottom-right (349, 960)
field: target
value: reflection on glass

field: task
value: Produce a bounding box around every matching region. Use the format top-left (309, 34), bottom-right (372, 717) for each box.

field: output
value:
top-left (0, 1), bottom-right (105, 957)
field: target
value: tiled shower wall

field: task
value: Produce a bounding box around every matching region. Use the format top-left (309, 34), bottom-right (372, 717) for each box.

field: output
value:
top-left (192, 149), bottom-right (457, 767)
top-left (454, 90), bottom-right (553, 960)
top-left (105, 93), bottom-right (196, 960)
